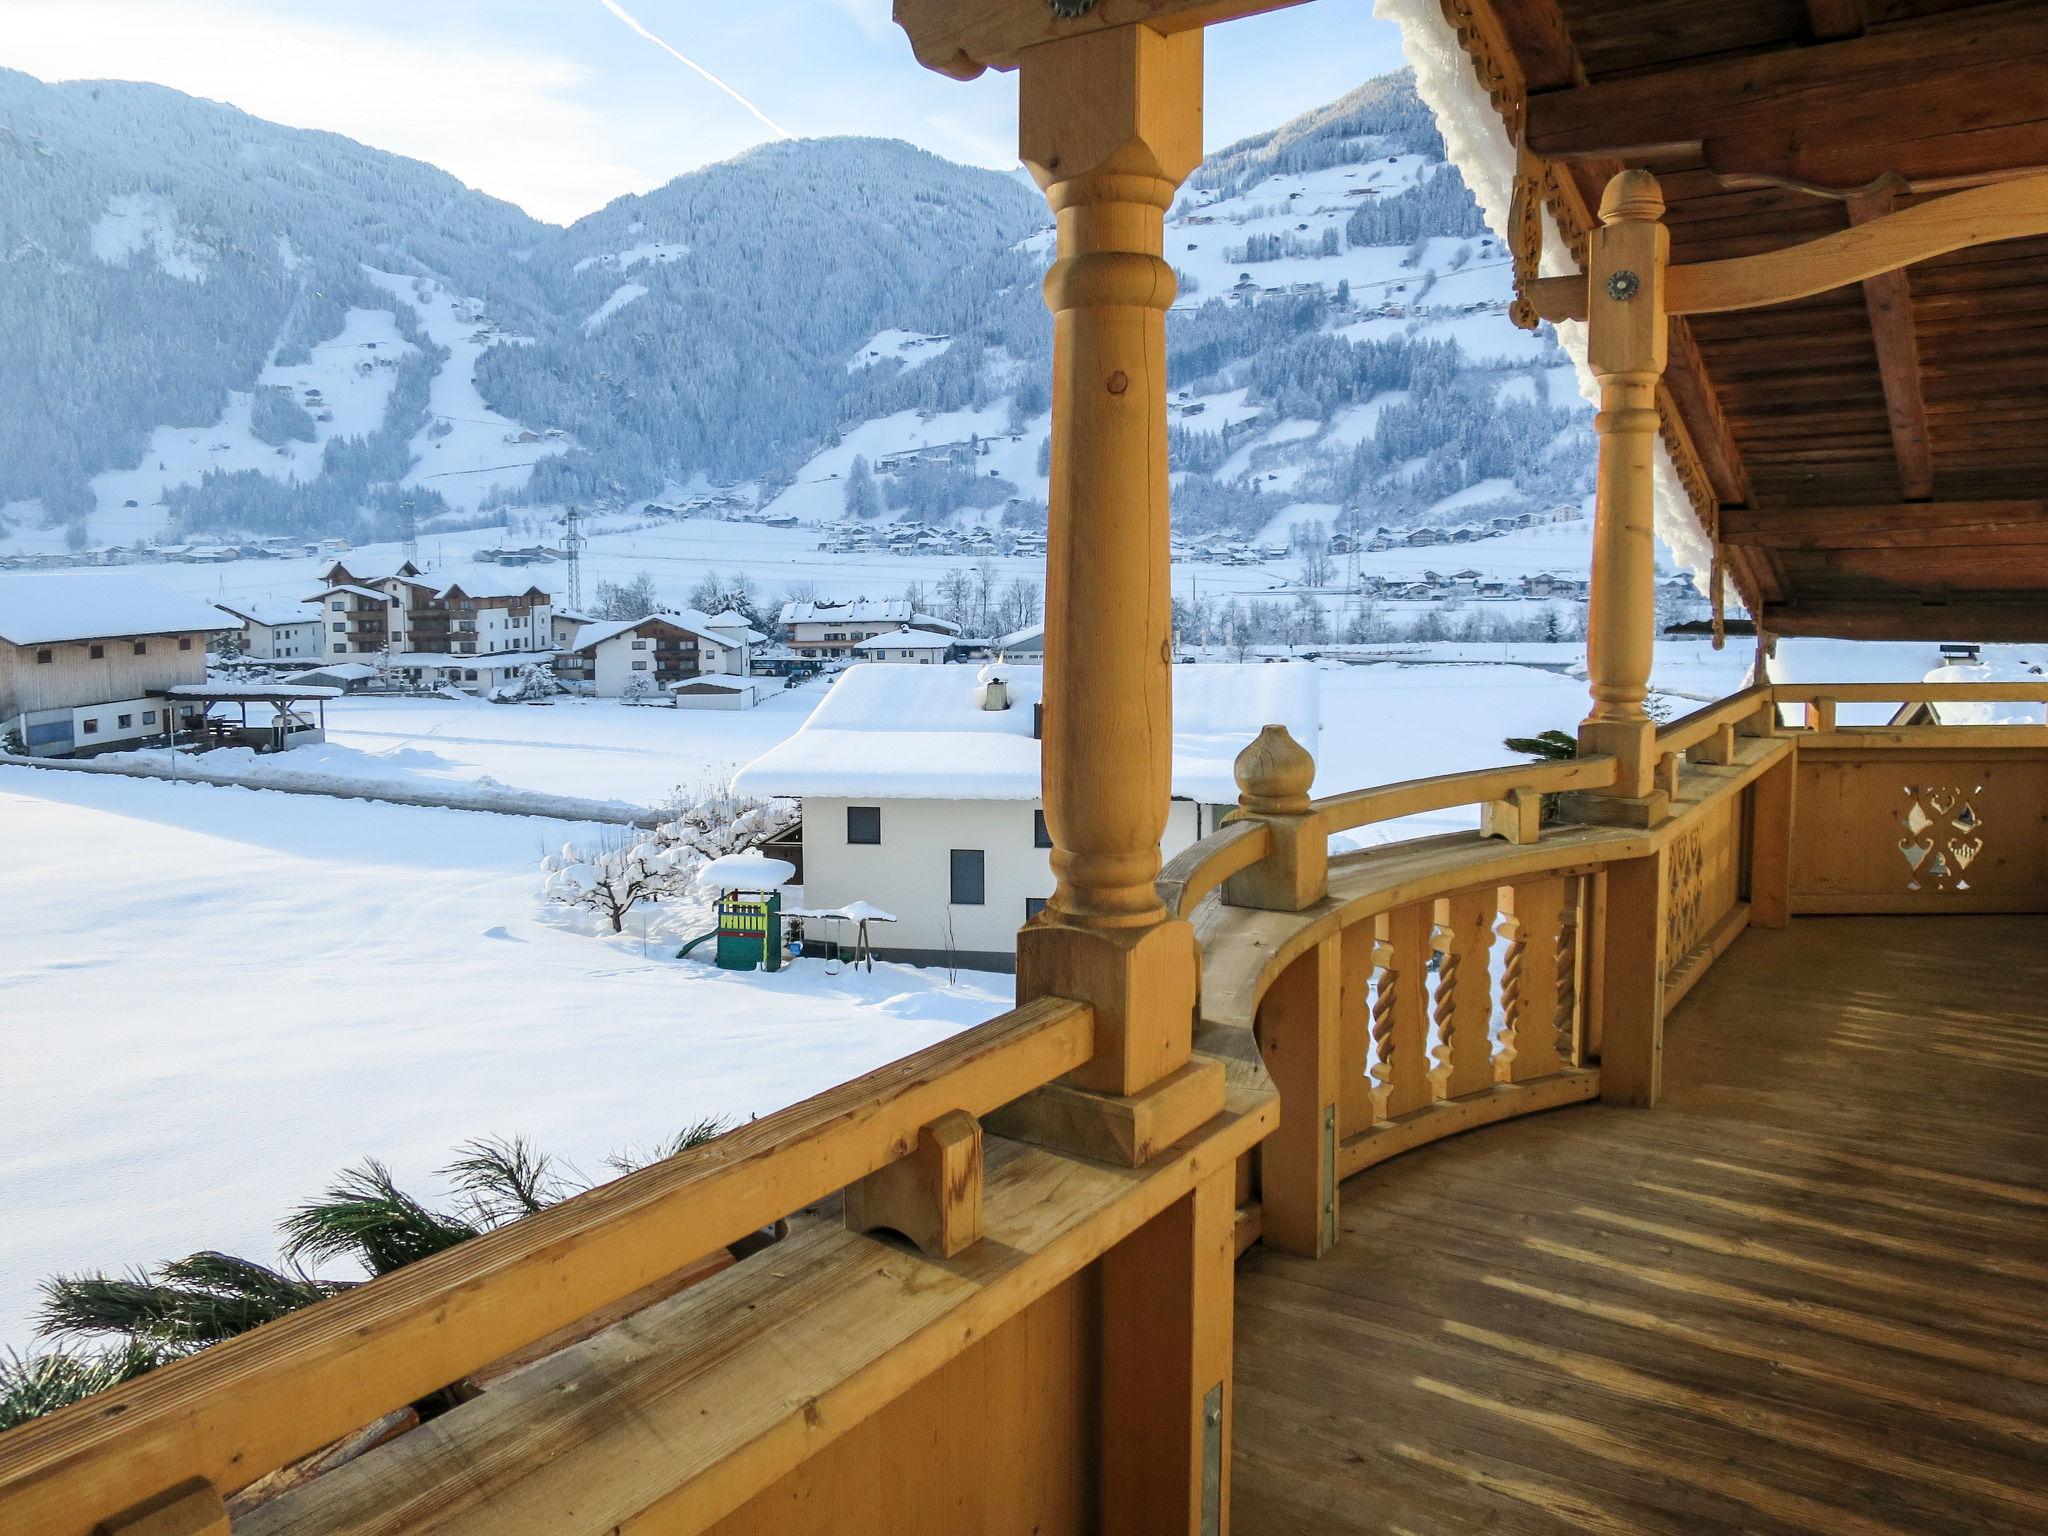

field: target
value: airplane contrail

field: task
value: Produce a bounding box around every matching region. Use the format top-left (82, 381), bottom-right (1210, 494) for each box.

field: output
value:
top-left (596, 0), bottom-right (795, 140)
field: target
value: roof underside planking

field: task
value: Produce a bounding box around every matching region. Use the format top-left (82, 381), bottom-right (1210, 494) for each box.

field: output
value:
top-left (892, 0), bottom-right (2048, 639)
top-left (1508, 0), bottom-right (2048, 641)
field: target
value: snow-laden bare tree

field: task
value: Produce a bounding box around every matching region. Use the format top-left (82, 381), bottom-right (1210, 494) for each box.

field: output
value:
top-left (539, 836), bottom-right (686, 933)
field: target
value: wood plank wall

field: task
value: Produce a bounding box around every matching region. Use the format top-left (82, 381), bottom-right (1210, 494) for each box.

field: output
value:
top-left (705, 1270), bottom-right (1097, 1535)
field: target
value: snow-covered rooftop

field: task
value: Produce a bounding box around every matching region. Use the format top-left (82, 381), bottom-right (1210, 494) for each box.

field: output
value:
top-left (309, 583), bottom-right (390, 604)
top-left (215, 600), bottom-right (319, 629)
top-left (733, 662), bottom-right (1319, 803)
top-left (568, 612), bottom-right (732, 652)
top-left (854, 628), bottom-right (958, 650)
top-left (437, 570), bottom-right (553, 600)
top-left (995, 622), bottom-right (1044, 649)
top-left (160, 683), bottom-right (343, 701)
top-left (779, 598), bottom-right (912, 626)
top-left (0, 572), bottom-right (229, 646)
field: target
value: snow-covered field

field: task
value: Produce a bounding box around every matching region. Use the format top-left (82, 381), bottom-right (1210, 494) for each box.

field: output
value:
top-left (318, 685), bottom-right (832, 805)
top-left (1, 635), bottom-right (1965, 1352)
top-left (0, 769), bottom-right (1011, 1350)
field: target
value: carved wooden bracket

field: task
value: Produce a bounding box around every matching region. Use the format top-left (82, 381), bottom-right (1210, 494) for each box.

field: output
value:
top-left (843, 1110), bottom-right (983, 1259)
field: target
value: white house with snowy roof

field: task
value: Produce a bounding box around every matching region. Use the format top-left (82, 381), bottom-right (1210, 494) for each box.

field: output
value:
top-left (853, 627), bottom-right (959, 664)
top-left (563, 611), bottom-right (756, 696)
top-left (0, 572), bottom-right (227, 756)
top-left (732, 661), bottom-right (1318, 970)
top-left (777, 599), bottom-right (961, 659)
top-left (214, 600), bottom-right (322, 661)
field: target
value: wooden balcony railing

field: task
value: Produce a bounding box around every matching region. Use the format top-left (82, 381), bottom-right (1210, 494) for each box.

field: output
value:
top-left (1165, 678), bottom-right (2047, 1259)
top-left (3, 680), bottom-right (2041, 1534)
top-left (4, 997), bottom-right (1269, 1534)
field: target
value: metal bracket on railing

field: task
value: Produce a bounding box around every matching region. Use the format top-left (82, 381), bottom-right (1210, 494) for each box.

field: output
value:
top-left (1200, 1382), bottom-right (1224, 1536)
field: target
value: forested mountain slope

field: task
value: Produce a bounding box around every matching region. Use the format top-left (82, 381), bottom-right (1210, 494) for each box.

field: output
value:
top-left (0, 67), bottom-right (1590, 553)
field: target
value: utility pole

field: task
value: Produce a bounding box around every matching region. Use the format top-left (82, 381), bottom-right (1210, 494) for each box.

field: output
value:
top-left (562, 506), bottom-right (586, 611)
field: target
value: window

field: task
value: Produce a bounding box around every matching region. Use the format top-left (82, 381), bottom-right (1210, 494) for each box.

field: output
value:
top-left (333, 623), bottom-right (347, 633)
top-left (1025, 897), bottom-right (1047, 922)
top-left (132, 640), bottom-right (147, 655)
top-left (89, 643), bottom-right (104, 659)
top-left (846, 806), bottom-right (881, 845)
top-left (631, 659), bottom-right (649, 671)
top-left (178, 638), bottom-right (192, 651)
top-left (950, 849), bottom-right (986, 906)
top-left (332, 601), bottom-right (346, 612)
top-left (81, 718), bottom-right (99, 735)
top-left (117, 714), bottom-right (132, 729)
top-left (143, 711), bottom-right (157, 726)
top-left (1033, 809), bottom-right (1052, 849)
top-left (34, 648), bottom-right (51, 664)
top-left (631, 639), bottom-right (648, 650)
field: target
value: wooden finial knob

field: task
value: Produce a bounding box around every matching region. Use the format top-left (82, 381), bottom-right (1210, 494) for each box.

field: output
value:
top-left (1600, 169), bottom-right (1665, 225)
top-left (1235, 724), bottom-right (1314, 815)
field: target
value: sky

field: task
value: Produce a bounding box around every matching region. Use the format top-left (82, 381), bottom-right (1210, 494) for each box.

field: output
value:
top-left (0, 0), bottom-right (1409, 224)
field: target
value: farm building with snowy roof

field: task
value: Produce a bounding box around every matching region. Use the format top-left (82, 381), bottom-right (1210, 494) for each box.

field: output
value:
top-left (0, 572), bottom-right (228, 756)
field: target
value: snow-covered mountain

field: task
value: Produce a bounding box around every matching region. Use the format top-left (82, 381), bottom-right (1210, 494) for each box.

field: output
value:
top-left (0, 67), bottom-right (1591, 556)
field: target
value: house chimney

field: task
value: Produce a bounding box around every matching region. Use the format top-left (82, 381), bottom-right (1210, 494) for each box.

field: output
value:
top-left (977, 660), bottom-right (1011, 712)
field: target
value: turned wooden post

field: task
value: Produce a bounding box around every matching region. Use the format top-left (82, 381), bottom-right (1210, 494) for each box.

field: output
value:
top-left (1015, 23), bottom-right (1209, 1100)
top-left (1223, 724), bottom-right (1325, 911)
top-left (1580, 169), bottom-right (1670, 815)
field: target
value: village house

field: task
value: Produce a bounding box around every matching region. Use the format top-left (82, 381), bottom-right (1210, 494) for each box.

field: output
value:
top-left (0, 572), bottom-right (225, 756)
top-left (851, 627), bottom-right (958, 664)
top-left (435, 575), bottom-right (555, 657)
top-left (776, 598), bottom-right (960, 659)
top-left (302, 563), bottom-right (563, 690)
top-left (560, 611), bottom-right (755, 697)
top-left (732, 661), bottom-right (1318, 970)
top-left (214, 600), bottom-right (322, 661)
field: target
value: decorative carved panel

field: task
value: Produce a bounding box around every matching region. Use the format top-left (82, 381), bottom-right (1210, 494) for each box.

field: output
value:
top-left (1791, 752), bottom-right (2048, 913)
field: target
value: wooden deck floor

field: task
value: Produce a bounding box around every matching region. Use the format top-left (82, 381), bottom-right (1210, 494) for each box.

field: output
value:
top-left (1233, 916), bottom-right (2048, 1536)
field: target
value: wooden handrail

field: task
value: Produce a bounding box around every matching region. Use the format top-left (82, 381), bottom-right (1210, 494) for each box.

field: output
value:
top-left (1311, 754), bottom-right (1619, 838)
top-left (0, 996), bottom-right (1095, 1536)
top-left (1657, 686), bottom-right (1771, 755)
top-left (1770, 681), bottom-right (2048, 704)
top-left (1157, 816), bottom-right (1271, 917)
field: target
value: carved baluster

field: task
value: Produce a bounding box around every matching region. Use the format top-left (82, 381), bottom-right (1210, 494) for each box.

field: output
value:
top-left (1375, 903), bottom-right (1435, 1118)
top-left (1495, 897), bottom-right (1525, 1083)
top-left (1556, 877), bottom-right (1584, 1067)
top-left (1509, 878), bottom-right (1566, 1080)
top-left (1367, 922), bottom-right (1397, 1120)
top-left (1442, 889), bottom-right (1501, 1099)
top-left (1428, 900), bottom-right (1457, 1098)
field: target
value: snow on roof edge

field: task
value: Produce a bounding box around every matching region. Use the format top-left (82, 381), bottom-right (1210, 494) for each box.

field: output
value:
top-left (1372, 0), bottom-right (1714, 594)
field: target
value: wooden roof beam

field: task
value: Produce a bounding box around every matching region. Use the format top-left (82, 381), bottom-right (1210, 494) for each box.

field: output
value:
top-left (1847, 187), bottom-right (1934, 499)
top-left (1523, 10), bottom-right (2048, 163)
top-left (1723, 499), bottom-right (2048, 549)
top-left (1763, 600), bottom-right (2048, 641)
top-left (891, 0), bottom-right (1308, 79)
